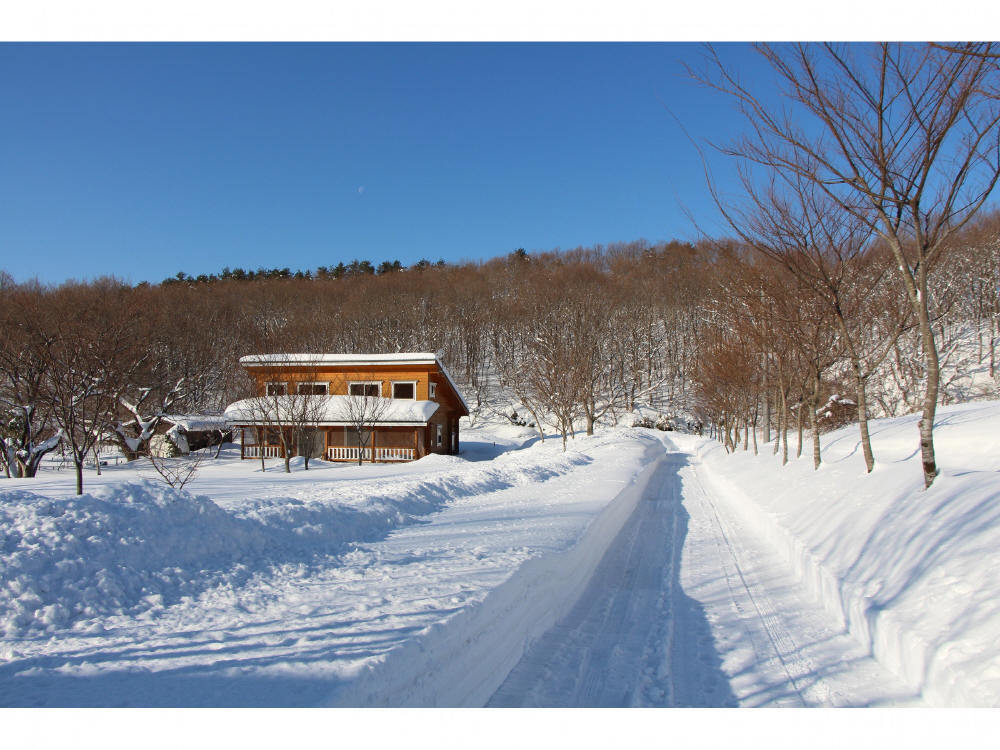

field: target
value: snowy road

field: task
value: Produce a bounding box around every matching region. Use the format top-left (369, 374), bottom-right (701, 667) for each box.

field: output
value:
top-left (488, 441), bottom-right (923, 707)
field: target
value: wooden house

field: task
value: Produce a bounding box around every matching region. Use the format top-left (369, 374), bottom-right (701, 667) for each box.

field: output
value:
top-left (224, 353), bottom-right (469, 462)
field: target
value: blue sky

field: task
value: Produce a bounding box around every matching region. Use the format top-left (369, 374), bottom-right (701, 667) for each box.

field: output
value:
top-left (0, 43), bottom-right (772, 284)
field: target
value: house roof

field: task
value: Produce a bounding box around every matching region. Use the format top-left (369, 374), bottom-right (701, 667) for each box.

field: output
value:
top-left (238, 352), bottom-right (469, 414)
top-left (240, 352), bottom-right (438, 367)
top-left (162, 414), bottom-right (230, 432)
top-left (223, 395), bottom-right (441, 427)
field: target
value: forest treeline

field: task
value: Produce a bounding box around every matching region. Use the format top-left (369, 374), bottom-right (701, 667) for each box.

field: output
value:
top-left (2, 210), bottom-right (1000, 493)
top-left (2, 42), bottom-right (1000, 494)
top-left (160, 256), bottom-right (449, 285)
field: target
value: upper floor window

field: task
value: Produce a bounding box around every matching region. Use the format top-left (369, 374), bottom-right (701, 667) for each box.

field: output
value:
top-left (429, 382), bottom-right (437, 399)
top-left (297, 382), bottom-right (328, 395)
top-left (266, 382), bottom-right (287, 396)
top-left (392, 381), bottom-right (416, 400)
top-left (349, 381), bottom-right (381, 397)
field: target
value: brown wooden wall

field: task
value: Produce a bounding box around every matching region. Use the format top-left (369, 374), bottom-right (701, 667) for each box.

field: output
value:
top-left (244, 363), bottom-right (468, 417)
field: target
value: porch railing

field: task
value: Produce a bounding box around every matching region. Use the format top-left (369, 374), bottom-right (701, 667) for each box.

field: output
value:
top-left (326, 446), bottom-right (415, 462)
top-left (374, 447), bottom-right (415, 461)
top-left (244, 444), bottom-right (283, 458)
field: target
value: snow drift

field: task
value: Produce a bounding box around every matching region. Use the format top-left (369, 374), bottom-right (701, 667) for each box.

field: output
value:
top-left (0, 443), bottom-right (596, 638)
top-left (685, 400), bottom-right (1000, 707)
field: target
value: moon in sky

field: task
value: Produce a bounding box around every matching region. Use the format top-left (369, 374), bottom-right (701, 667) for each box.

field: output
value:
top-left (357, 186), bottom-right (365, 194)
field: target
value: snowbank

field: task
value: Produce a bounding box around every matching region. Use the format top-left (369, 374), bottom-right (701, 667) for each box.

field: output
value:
top-left (0, 427), bottom-right (657, 641)
top-left (683, 401), bottom-right (1000, 706)
top-left (0, 483), bottom-right (278, 636)
top-left (0, 441), bottom-right (601, 638)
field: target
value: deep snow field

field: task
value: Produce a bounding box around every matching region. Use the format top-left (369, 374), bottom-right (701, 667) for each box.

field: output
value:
top-left (3, 403), bottom-right (1000, 711)
top-left (0, 424), bottom-right (663, 706)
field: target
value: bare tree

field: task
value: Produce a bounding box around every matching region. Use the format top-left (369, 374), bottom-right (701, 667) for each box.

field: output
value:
top-left (44, 282), bottom-right (143, 495)
top-left (146, 447), bottom-right (208, 491)
top-left (0, 284), bottom-right (62, 477)
top-left (711, 174), bottom-right (914, 472)
top-left (330, 376), bottom-right (391, 466)
top-left (288, 374), bottom-right (329, 470)
top-left (695, 42), bottom-right (1000, 487)
top-left (110, 378), bottom-right (186, 460)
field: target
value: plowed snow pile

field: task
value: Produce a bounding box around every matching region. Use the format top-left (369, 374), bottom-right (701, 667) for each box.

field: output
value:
top-left (686, 400), bottom-right (1000, 706)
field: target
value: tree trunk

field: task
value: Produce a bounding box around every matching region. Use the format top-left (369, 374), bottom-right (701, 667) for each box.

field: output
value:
top-left (990, 313), bottom-right (996, 379)
top-left (854, 367), bottom-right (875, 474)
top-left (762, 359), bottom-right (771, 444)
top-left (75, 459), bottom-right (84, 496)
top-left (919, 318), bottom-right (941, 488)
top-left (525, 404), bottom-right (545, 442)
top-left (779, 388), bottom-right (789, 465)
top-left (795, 399), bottom-right (804, 459)
top-left (811, 374), bottom-right (821, 471)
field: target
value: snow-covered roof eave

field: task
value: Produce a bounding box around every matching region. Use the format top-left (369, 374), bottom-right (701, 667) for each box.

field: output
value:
top-left (226, 420), bottom-right (434, 428)
top-left (222, 396), bottom-right (441, 426)
top-left (240, 352), bottom-right (439, 367)
top-left (162, 414), bottom-right (230, 432)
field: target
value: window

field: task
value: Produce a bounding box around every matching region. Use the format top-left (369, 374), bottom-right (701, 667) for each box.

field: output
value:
top-left (265, 382), bottom-right (287, 396)
top-left (429, 382), bottom-right (437, 399)
top-left (392, 381), bottom-right (416, 400)
top-left (297, 382), bottom-right (328, 395)
top-left (349, 382), bottom-right (381, 397)
top-left (436, 423), bottom-right (443, 447)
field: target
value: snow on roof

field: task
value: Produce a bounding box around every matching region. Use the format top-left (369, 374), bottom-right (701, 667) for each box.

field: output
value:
top-left (162, 414), bottom-right (230, 432)
top-left (238, 352), bottom-right (470, 414)
top-left (223, 396), bottom-right (440, 426)
top-left (240, 353), bottom-right (439, 366)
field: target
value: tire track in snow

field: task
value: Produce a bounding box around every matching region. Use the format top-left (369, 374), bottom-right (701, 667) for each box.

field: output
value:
top-left (682, 459), bottom-right (810, 706)
top-left (487, 454), bottom-right (729, 707)
top-left (677, 442), bottom-right (924, 707)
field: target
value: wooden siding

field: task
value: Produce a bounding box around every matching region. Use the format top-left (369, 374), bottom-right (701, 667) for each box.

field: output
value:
top-left (242, 363), bottom-right (467, 417)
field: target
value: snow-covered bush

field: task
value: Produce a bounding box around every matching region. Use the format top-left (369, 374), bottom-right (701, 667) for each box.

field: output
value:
top-left (815, 394), bottom-right (858, 433)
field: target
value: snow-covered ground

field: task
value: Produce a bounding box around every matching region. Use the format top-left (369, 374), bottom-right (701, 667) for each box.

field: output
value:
top-left (3, 404), bottom-right (1000, 707)
top-left (0, 425), bottom-right (663, 706)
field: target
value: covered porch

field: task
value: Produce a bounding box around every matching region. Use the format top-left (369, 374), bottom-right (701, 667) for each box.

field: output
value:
top-left (239, 425), bottom-right (425, 463)
top-left (324, 425), bottom-right (421, 462)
